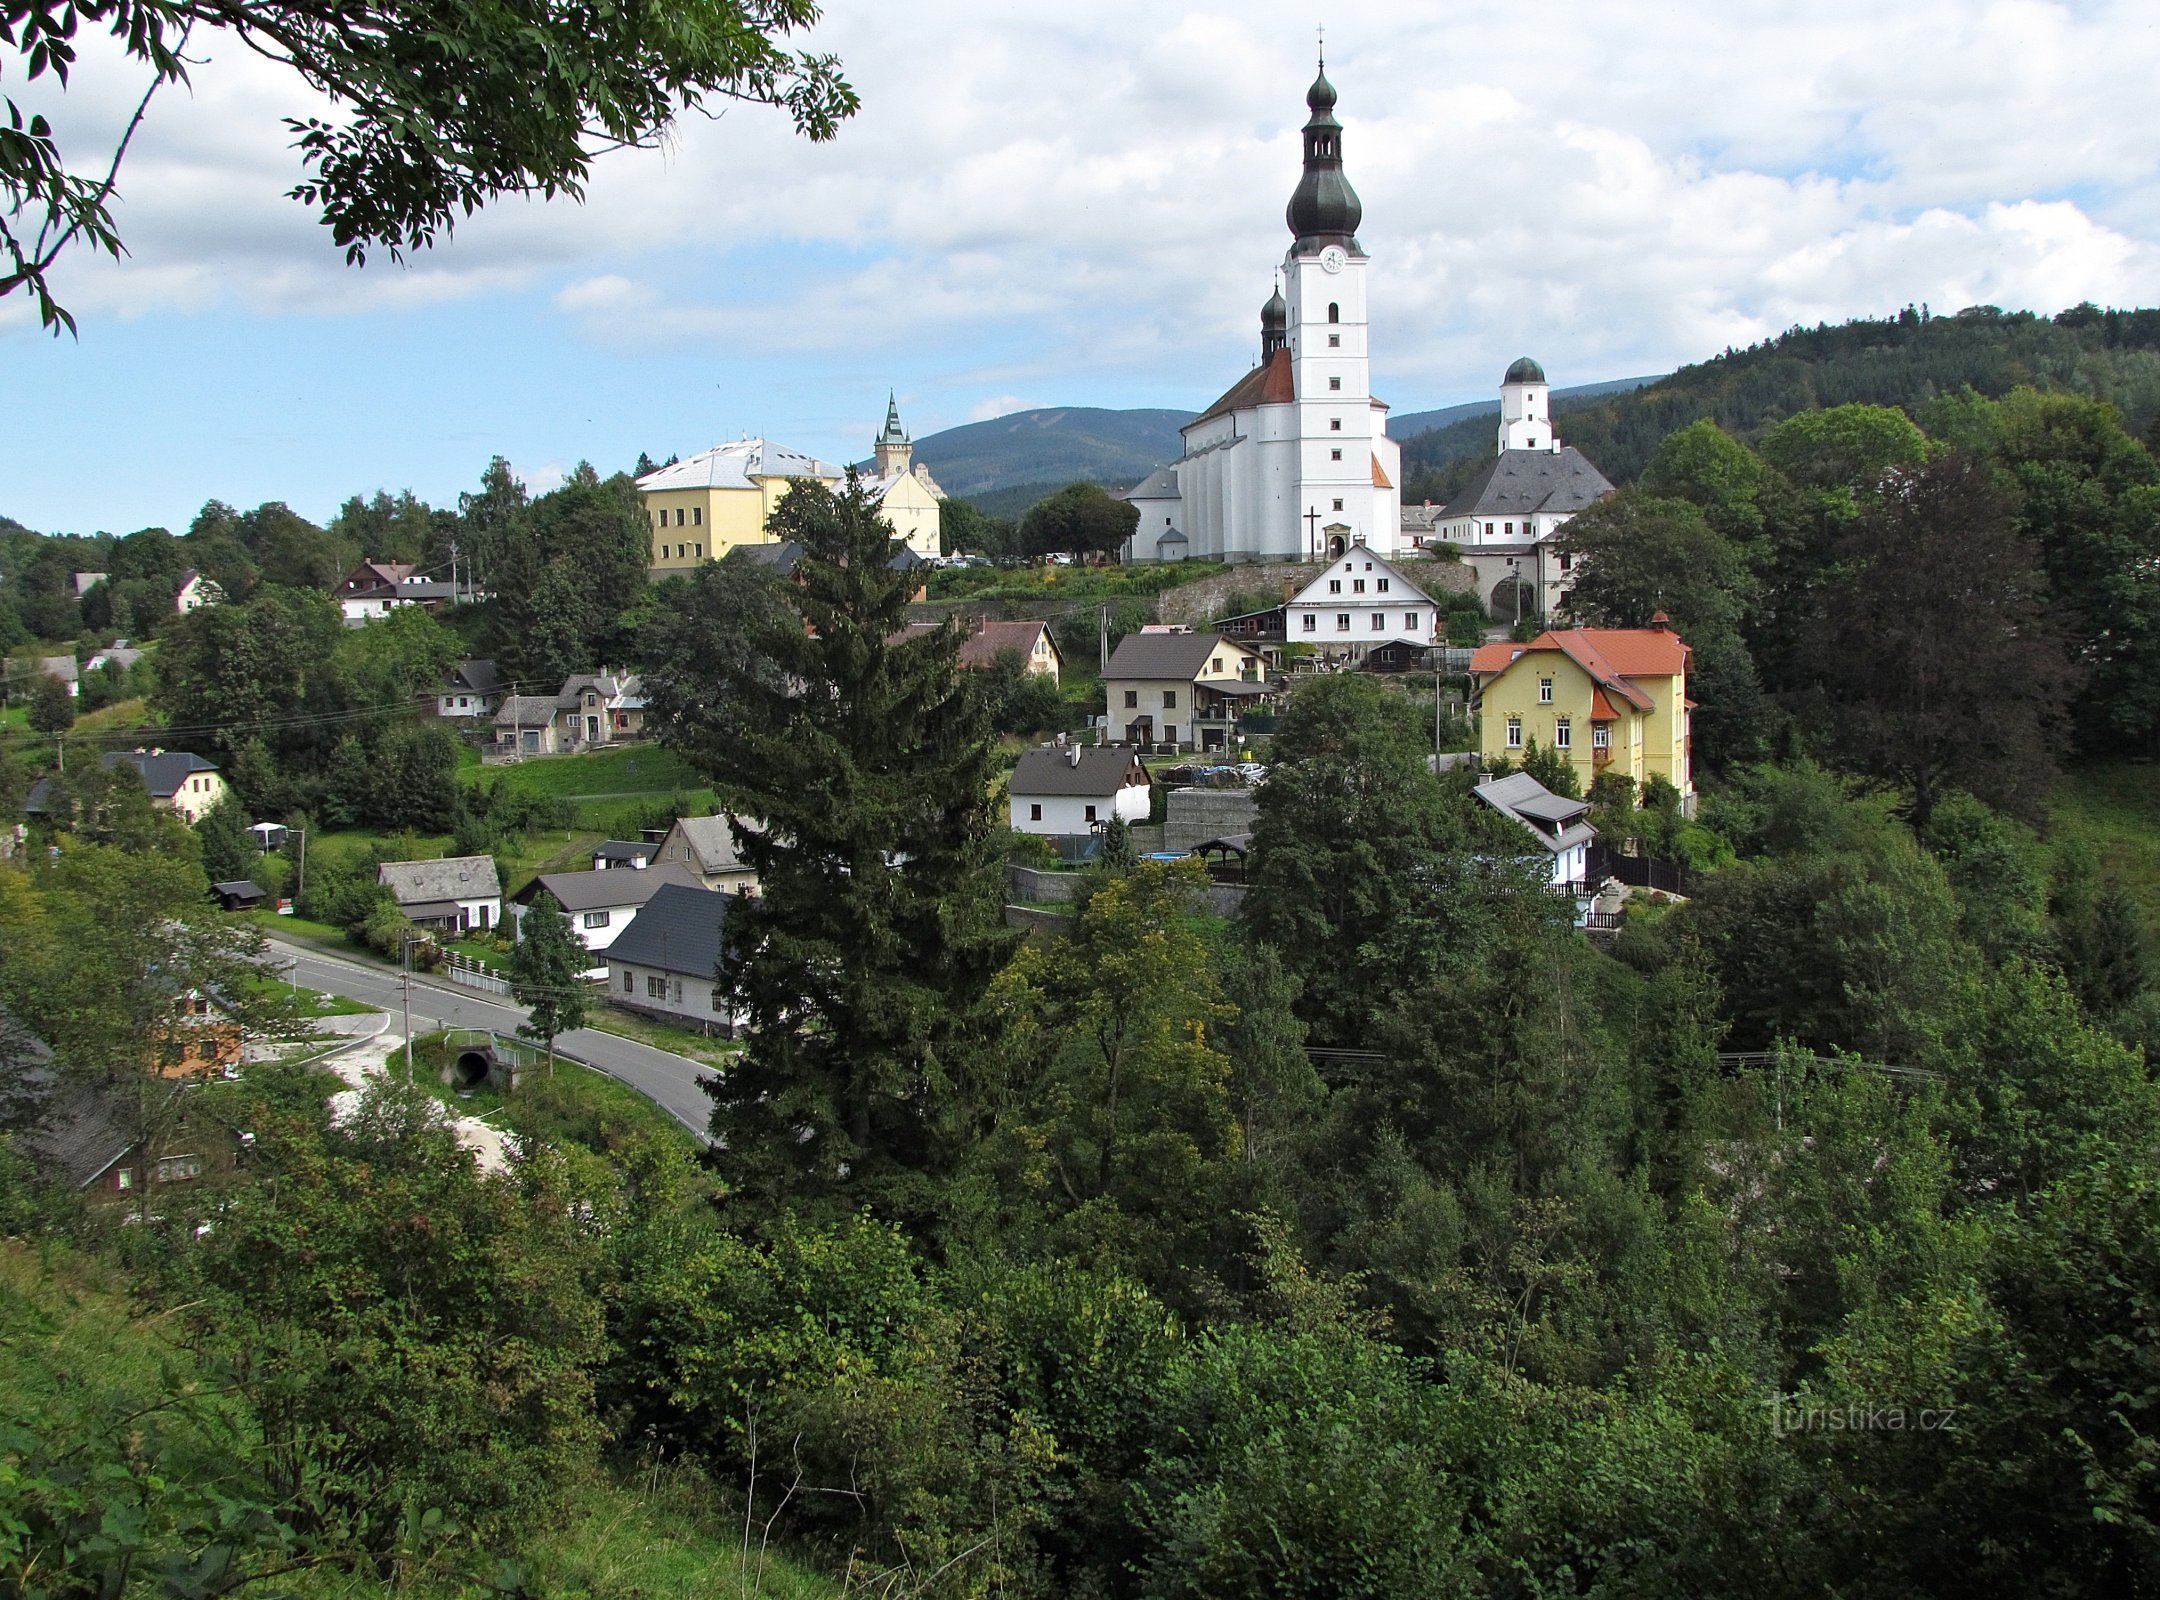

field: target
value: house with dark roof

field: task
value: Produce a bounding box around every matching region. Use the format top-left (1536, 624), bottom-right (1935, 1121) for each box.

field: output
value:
top-left (605, 883), bottom-right (742, 1034)
top-left (1406, 359), bottom-right (1616, 621)
top-left (37, 655), bottom-right (78, 697)
top-left (436, 658), bottom-right (503, 719)
top-left (377, 855), bottom-right (502, 933)
top-left (512, 863), bottom-right (704, 955)
top-left (1009, 744), bottom-right (1152, 835)
top-left (1103, 629), bottom-right (1272, 752)
top-left (336, 561), bottom-right (464, 625)
top-left (25, 750), bottom-right (227, 826)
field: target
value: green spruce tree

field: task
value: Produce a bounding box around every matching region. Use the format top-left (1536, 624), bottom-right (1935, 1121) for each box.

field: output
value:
top-left (509, 891), bottom-right (587, 1076)
top-left (678, 479), bottom-right (1015, 1218)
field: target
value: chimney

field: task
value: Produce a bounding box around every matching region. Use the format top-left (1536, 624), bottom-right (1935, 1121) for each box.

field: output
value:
top-left (1651, 610), bottom-right (1671, 631)
top-left (1067, 745), bottom-right (1082, 768)
top-left (1282, 580), bottom-right (1297, 601)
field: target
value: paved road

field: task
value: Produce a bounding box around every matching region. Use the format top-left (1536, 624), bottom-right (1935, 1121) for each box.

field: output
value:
top-left (267, 936), bottom-right (719, 1138)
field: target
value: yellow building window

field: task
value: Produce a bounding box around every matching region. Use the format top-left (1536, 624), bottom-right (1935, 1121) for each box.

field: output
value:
top-left (1506, 716), bottom-right (1523, 749)
top-left (1538, 677), bottom-right (1553, 703)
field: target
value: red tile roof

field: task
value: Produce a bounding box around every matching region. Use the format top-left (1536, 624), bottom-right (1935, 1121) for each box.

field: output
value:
top-left (1192, 349), bottom-right (1295, 427)
top-left (1471, 625), bottom-right (1690, 714)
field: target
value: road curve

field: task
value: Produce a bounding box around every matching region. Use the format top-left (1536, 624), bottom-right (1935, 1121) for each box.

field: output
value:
top-left (266, 936), bottom-right (719, 1139)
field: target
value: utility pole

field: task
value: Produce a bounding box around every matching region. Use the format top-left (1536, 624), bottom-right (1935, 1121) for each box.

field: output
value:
top-left (400, 935), bottom-right (415, 1081)
top-left (449, 539), bottom-right (459, 604)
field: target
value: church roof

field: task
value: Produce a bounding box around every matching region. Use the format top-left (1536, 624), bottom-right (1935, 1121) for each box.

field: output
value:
top-left (1189, 348), bottom-right (1295, 431)
top-left (637, 439), bottom-right (841, 493)
top-left (1371, 453), bottom-right (1392, 489)
top-left (1124, 465), bottom-right (1182, 501)
top-left (1442, 447), bottom-right (1614, 520)
top-left (1504, 356), bottom-right (1547, 384)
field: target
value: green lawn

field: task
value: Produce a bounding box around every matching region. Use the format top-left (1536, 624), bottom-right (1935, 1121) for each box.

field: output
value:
top-left (927, 559), bottom-right (1229, 605)
top-left (240, 972), bottom-right (378, 1018)
top-left (2049, 761), bottom-right (2160, 943)
top-left (459, 742), bottom-right (708, 801)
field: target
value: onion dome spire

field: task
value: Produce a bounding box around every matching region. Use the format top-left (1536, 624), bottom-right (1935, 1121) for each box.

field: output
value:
top-left (1261, 279), bottom-right (1288, 361)
top-left (1285, 54), bottom-right (1362, 252)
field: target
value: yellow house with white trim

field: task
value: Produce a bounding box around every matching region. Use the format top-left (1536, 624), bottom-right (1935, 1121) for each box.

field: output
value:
top-left (637, 439), bottom-right (842, 578)
top-left (1470, 618), bottom-right (1693, 805)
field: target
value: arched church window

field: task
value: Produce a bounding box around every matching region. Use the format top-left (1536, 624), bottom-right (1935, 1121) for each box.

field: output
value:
top-left (1327, 303), bottom-right (1340, 324)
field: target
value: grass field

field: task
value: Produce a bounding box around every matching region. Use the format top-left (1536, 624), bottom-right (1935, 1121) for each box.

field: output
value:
top-left (459, 742), bottom-right (708, 800)
top-left (2048, 761), bottom-right (2160, 943)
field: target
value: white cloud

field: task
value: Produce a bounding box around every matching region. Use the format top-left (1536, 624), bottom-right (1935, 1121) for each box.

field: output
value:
top-left (16, 0), bottom-right (2160, 434)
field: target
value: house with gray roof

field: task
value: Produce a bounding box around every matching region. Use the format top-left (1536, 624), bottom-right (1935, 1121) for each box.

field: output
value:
top-left (1474, 771), bottom-right (1596, 901)
top-left (437, 658), bottom-right (503, 719)
top-left (377, 855), bottom-right (502, 934)
top-left (1404, 358), bottom-right (1616, 623)
top-left (654, 814), bottom-right (763, 893)
top-left (1102, 629), bottom-right (1272, 752)
top-left (1009, 744), bottom-right (1152, 836)
top-left (606, 883), bottom-right (742, 1034)
top-left (25, 750), bottom-right (227, 826)
top-left (511, 863), bottom-right (704, 955)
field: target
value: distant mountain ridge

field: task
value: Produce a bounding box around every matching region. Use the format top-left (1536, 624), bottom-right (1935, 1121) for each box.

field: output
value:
top-left (918, 379), bottom-right (1663, 510)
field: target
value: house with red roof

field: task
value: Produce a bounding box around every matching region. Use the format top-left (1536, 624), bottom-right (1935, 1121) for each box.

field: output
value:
top-left (1470, 616), bottom-right (1694, 807)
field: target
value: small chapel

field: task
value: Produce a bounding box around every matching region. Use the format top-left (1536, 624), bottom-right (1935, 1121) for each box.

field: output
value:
top-left (1124, 59), bottom-right (1404, 564)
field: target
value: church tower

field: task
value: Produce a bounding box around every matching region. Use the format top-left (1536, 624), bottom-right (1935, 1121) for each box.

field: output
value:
top-left (1498, 358), bottom-right (1556, 453)
top-left (872, 392), bottom-right (912, 476)
top-left (1280, 56), bottom-right (1391, 556)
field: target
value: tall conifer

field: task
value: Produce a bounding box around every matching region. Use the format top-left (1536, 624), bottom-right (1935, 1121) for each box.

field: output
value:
top-left (687, 479), bottom-right (1014, 1217)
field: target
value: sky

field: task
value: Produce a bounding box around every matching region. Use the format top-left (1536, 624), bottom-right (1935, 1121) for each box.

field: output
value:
top-left (6, 0), bottom-right (2160, 536)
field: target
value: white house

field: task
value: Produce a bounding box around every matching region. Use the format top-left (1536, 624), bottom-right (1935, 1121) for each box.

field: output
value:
top-left (606, 882), bottom-right (742, 1034)
top-left (37, 656), bottom-right (77, 698)
top-left (1410, 359), bottom-right (1615, 621)
top-left (377, 855), bottom-right (502, 934)
top-left (1473, 772), bottom-right (1596, 912)
top-left (1009, 745), bottom-right (1153, 836)
top-left (175, 570), bottom-right (222, 613)
top-left (436, 659), bottom-right (502, 719)
top-left (1121, 62), bottom-right (1403, 563)
top-left (512, 863), bottom-right (703, 956)
top-left (1283, 547), bottom-right (1436, 658)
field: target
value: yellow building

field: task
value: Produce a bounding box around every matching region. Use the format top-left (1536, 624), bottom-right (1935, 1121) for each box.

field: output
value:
top-left (636, 439), bottom-right (842, 577)
top-left (1471, 617), bottom-right (1693, 805)
top-left (859, 394), bottom-right (946, 559)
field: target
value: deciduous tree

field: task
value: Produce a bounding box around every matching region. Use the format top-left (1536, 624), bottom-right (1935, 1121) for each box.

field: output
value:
top-left (510, 891), bottom-right (588, 1075)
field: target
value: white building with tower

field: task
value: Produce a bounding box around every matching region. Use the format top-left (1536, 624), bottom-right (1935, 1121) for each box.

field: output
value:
top-left (1124, 60), bottom-right (1403, 564)
top-left (1415, 357), bottom-right (1616, 622)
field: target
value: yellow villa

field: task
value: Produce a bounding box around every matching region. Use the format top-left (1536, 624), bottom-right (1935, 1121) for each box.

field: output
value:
top-left (1471, 616), bottom-right (1694, 807)
top-left (636, 439), bottom-right (842, 577)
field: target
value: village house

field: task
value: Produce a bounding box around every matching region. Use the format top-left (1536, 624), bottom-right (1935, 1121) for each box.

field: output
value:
top-left (1474, 771), bottom-right (1597, 903)
top-left (653, 815), bottom-right (762, 894)
top-left (898, 617), bottom-right (1064, 684)
top-left (334, 560), bottom-right (461, 625)
top-left (377, 855), bottom-right (502, 934)
top-left (488, 671), bottom-right (646, 757)
top-left (606, 882), bottom-right (743, 1034)
top-left (1471, 617), bottom-right (1694, 808)
top-left (37, 655), bottom-right (78, 697)
top-left (1009, 744), bottom-right (1153, 836)
top-left (511, 863), bottom-right (704, 956)
top-left (590, 838), bottom-right (655, 871)
top-left (175, 570), bottom-right (221, 612)
top-left (1102, 629), bottom-right (1272, 752)
top-left (25, 749), bottom-right (229, 827)
top-left (19, 1066), bottom-right (242, 1208)
top-left (155, 988), bottom-right (243, 1077)
top-left (435, 658), bottom-right (503, 719)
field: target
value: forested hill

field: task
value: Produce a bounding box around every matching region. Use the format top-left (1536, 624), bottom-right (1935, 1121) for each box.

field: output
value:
top-left (1400, 302), bottom-right (2160, 503)
top-left (911, 408), bottom-right (1193, 502)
